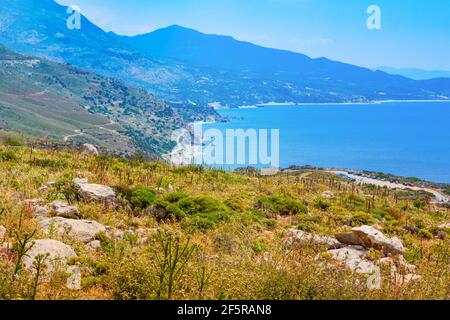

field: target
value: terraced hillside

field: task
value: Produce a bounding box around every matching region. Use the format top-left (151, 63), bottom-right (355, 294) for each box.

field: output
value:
top-left (0, 44), bottom-right (186, 157)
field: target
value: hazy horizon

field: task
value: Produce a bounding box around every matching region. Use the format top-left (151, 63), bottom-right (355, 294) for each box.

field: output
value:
top-left (55, 0), bottom-right (450, 71)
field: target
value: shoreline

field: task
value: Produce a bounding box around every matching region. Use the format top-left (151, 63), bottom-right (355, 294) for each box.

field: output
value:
top-left (237, 99), bottom-right (450, 108)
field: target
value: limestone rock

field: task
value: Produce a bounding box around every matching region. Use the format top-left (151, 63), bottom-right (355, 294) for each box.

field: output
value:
top-left (81, 144), bottom-right (99, 156)
top-left (287, 228), bottom-right (343, 249)
top-left (328, 246), bottom-right (377, 274)
top-left (38, 182), bottom-right (56, 192)
top-left (322, 191), bottom-right (335, 199)
top-left (352, 225), bottom-right (405, 255)
top-left (86, 240), bottom-right (101, 252)
top-left (0, 225), bottom-right (6, 239)
top-left (74, 179), bottom-right (116, 204)
top-left (22, 239), bottom-right (77, 273)
top-left (335, 232), bottom-right (363, 246)
top-left (24, 199), bottom-right (45, 207)
top-left (66, 266), bottom-right (81, 290)
top-left (48, 201), bottom-right (80, 219)
top-left (438, 223), bottom-right (450, 229)
top-left (39, 217), bottom-right (107, 243)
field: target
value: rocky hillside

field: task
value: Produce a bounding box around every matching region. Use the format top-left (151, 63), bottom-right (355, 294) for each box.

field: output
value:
top-left (0, 142), bottom-right (448, 300)
top-left (0, 44), bottom-right (187, 157)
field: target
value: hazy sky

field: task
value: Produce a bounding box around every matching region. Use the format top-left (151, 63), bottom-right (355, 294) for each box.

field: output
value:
top-left (56, 0), bottom-right (450, 70)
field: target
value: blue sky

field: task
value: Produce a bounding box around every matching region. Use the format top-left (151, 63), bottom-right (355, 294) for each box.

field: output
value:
top-left (56, 0), bottom-right (450, 70)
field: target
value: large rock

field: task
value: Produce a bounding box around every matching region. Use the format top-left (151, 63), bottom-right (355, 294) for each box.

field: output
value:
top-left (335, 232), bottom-right (363, 246)
top-left (352, 225), bottom-right (406, 255)
top-left (74, 179), bottom-right (116, 204)
top-left (39, 217), bottom-right (107, 243)
top-left (22, 239), bottom-right (77, 273)
top-left (0, 225), bottom-right (6, 239)
top-left (48, 201), bottom-right (80, 219)
top-left (328, 246), bottom-right (378, 274)
top-left (81, 144), bottom-right (99, 156)
top-left (287, 228), bottom-right (343, 249)
top-left (322, 191), bottom-right (335, 199)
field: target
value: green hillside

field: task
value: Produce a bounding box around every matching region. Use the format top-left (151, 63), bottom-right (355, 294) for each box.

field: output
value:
top-left (0, 44), bottom-right (187, 157)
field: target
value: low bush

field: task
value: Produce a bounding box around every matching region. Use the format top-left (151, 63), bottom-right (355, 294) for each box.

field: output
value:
top-left (256, 195), bottom-right (307, 216)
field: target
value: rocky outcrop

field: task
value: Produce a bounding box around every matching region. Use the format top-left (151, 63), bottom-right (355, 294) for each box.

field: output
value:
top-left (287, 228), bottom-right (343, 249)
top-left (81, 144), bottom-right (99, 156)
top-left (22, 239), bottom-right (77, 273)
top-left (39, 217), bottom-right (106, 243)
top-left (335, 232), bottom-right (363, 246)
top-left (73, 178), bottom-right (116, 204)
top-left (0, 225), bottom-right (6, 239)
top-left (328, 246), bottom-right (377, 274)
top-left (322, 191), bottom-right (335, 199)
top-left (48, 201), bottom-right (80, 219)
top-left (352, 225), bottom-right (406, 255)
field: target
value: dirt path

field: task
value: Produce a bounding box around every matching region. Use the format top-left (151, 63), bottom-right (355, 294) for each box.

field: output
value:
top-left (328, 170), bottom-right (449, 204)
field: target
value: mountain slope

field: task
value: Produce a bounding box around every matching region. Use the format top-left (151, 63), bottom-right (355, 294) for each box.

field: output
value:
top-left (115, 25), bottom-right (450, 103)
top-left (0, 44), bottom-right (185, 156)
top-left (375, 66), bottom-right (450, 81)
top-left (1, 0), bottom-right (449, 108)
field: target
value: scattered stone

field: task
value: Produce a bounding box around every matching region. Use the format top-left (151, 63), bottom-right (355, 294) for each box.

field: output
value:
top-left (352, 225), bottom-right (405, 255)
top-left (24, 199), bottom-right (45, 207)
top-left (377, 256), bottom-right (416, 274)
top-left (74, 179), bottom-right (116, 204)
top-left (328, 246), bottom-right (377, 274)
top-left (22, 239), bottom-right (77, 273)
top-left (86, 240), bottom-right (101, 252)
top-left (48, 201), bottom-right (80, 219)
top-left (81, 144), bottom-right (99, 156)
top-left (0, 225), bottom-right (6, 239)
top-left (403, 225), bottom-right (420, 234)
top-left (73, 178), bottom-right (88, 185)
top-left (66, 266), bottom-right (82, 290)
top-left (39, 217), bottom-right (107, 243)
top-left (435, 230), bottom-right (447, 240)
top-left (33, 206), bottom-right (51, 218)
top-left (335, 232), bottom-right (363, 246)
top-left (322, 191), bottom-right (335, 199)
top-left (287, 228), bottom-right (343, 249)
top-left (38, 182), bottom-right (56, 192)
top-left (438, 223), bottom-right (450, 229)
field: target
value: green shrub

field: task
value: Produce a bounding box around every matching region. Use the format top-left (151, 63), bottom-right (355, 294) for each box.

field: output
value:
top-left (177, 196), bottom-right (228, 215)
top-left (256, 195), bottom-right (307, 216)
top-left (418, 229), bottom-right (433, 239)
top-left (347, 211), bottom-right (375, 226)
top-left (314, 199), bottom-right (331, 211)
top-left (29, 158), bottom-right (67, 169)
top-left (0, 150), bottom-right (18, 161)
top-left (130, 187), bottom-right (156, 210)
top-left (163, 192), bottom-right (188, 203)
top-left (2, 138), bottom-right (23, 147)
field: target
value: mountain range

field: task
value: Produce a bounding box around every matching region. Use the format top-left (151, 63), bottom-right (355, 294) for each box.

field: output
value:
top-left (1, 0), bottom-right (449, 110)
top-left (375, 66), bottom-right (450, 81)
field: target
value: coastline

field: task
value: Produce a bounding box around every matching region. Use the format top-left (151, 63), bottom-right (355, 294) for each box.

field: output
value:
top-left (237, 99), bottom-right (450, 108)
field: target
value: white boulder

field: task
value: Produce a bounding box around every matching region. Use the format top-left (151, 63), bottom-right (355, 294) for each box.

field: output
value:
top-left (48, 201), bottom-right (80, 219)
top-left (287, 228), bottom-right (343, 249)
top-left (22, 239), bottom-right (77, 273)
top-left (328, 246), bottom-right (378, 274)
top-left (352, 225), bottom-right (406, 255)
top-left (81, 144), bottom-right (99, 156)
top-left (39, 217), bottom-right (107, 243)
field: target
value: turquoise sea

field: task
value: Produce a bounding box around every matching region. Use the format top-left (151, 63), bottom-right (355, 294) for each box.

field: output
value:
top-left (202, 101), bottom-right (450, 183)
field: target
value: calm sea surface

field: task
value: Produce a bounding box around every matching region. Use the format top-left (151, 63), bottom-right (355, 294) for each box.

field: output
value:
top-left (202, 102), bottom-right (450, 183)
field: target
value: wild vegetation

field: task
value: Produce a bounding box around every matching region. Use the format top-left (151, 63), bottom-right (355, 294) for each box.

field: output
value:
top-left (0, 141), bottom-right (448, 300)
